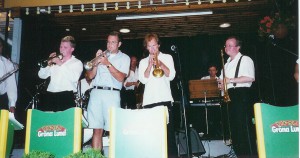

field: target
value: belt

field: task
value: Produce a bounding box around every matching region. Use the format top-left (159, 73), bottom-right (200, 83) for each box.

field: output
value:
top-left (93, 86), bottom-right (120, 91)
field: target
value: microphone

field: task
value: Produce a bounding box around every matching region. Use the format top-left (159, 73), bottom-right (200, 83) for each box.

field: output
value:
top-left (171, 45), bottom-right (177, 51)
top-left (268, 34), bottom-right (276, 46)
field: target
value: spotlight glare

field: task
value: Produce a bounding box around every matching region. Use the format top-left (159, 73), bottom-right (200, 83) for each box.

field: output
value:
top-left (126, 2), bottom-right (130, 9)
top-left (120, 28), bottom-right (130, 33)
top-left (81, 4), bottom-right (85, 12)
top-left (26, 8), bottom-right (29, 15)
top-left (92, 4), bottom-right (96, 11)
top-left (219, 23), bottom-right (231, 28)
top-left (104, 3), bottom-right (107, 11)
top-left (59, 6), bottom-right (62, 13)
top-left (48, 6), bottom-right (51, 14)
top-left (37, 7), bottom-right (40, 14)
top-left (185, 0), bottom-right (189, 5)
top-left (115, 3), bottom-right (119, 10)
top-left (70, 5), bottom-right (73, 12)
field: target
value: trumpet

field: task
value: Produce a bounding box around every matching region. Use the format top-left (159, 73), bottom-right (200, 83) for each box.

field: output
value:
top-left (220, 49), bottom-right (231, 103)
top-left (84, 50), bottom-right (111, 71)
top-left (38, 53), bottom-right (63, 68)
top-left (152, 53), bottom-right (164, 78)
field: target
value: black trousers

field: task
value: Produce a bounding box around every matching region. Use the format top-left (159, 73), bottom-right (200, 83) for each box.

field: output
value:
top-left (0, 93), bottom-right (8, 110)
top-left (144, 101), bottom-right (178, 157)
top-left (124, 90), bottom-right (137, 109)
top-left (228, 87), bottom-right (256, 156)
top-left (40, 91), bottom-right (75, 112)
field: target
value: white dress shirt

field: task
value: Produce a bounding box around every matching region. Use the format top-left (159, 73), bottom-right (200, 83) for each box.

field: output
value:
top-left (124, 67), bottom-right (139, 90)
top-left (219, 52), bottom-right (255, 89)
top-left (0, 56), bottom-right (17, 108)
top-left (138, 52), bottom-right (176, 106)
top-left (38, 55), bottom-right (83, 92)
top-left (92, 51), bottom-right (130, 90)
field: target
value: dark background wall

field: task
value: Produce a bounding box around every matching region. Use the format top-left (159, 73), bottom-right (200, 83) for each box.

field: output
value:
top-left (13, 14), bottom-right (298, 143)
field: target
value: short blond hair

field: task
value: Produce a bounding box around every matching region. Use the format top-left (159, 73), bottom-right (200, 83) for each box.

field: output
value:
top-left (61, 36), bottom-right (76, 48)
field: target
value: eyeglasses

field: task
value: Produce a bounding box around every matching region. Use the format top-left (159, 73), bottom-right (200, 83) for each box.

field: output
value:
top-left (107, 41), bottom-right (119, 45)
top-left (224, 45), bottom-right (237, 48)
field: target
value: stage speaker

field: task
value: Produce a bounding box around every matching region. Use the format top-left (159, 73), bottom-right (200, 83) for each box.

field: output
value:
top-left (176, 128), bottom-right (206, 156)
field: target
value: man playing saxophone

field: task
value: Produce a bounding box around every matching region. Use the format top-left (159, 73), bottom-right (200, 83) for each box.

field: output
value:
top-left (38, 36), bottom-right (83, 112)
top-left (86, 31), bottom-right (130, 151)
top-left (218, 36), bottom-right (255, 157)
top-left (0, 38), bottom-right (17, 113)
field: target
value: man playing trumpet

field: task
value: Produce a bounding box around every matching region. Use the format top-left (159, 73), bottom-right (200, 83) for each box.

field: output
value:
top-left (38, 36), bottom-right (83, 112)
top-left (138, 33), bottom-right (177, 157)
top-left (86, 31), bottom-right (130, 151)
top-left (218, 36), bottom-right (255, 157)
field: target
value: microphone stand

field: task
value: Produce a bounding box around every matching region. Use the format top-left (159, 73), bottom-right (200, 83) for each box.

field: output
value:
top-left (25, 80), bottom-right (47, 110)
top-left (269, 36), bottom-right (298, 57)
top-left (171, 45), bottom-right (191, 157)
top-left (203, 91), bottom-right (209, 138)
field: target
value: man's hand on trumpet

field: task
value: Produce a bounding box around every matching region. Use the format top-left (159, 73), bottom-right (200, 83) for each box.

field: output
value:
top-left (95, 49), bottom-right (110, 67)
top-left (217, 77), bottom-right (230, 90)
top-left (49, 52), bottom-right (63, 66)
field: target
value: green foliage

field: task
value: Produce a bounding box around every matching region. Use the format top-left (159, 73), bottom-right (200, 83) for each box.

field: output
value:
top-left (22, 149), bottom-right (105, 158)
top-left (63, 148), bottom-right (105, 158)
top-left (22, 150), bottom-right (55, 158)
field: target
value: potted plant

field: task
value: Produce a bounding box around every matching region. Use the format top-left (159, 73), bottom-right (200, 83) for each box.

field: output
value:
top-left (258, 12), bottom-right (296, 39)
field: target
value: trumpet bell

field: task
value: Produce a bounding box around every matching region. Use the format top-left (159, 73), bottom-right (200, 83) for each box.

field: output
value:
top-left (83, 61), bottom-right (93, 71)
top-left (152, 68), bottom-right (164, 78)
top-left (38, 53), bottom-right (64, 68)
top-left (38, 60), bottom-right (48, 68)
top-left (223, 93), bottom-right (231, 103)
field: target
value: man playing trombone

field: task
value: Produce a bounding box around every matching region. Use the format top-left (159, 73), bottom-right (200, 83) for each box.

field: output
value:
top-left (86, 31), bottom-right (130, 151)
top-left (38, 36), bottom-right (83, 112)
top-left (218, 36), bottom-right (255, 157)
top-left (0, 38), bottom-right (17, 113)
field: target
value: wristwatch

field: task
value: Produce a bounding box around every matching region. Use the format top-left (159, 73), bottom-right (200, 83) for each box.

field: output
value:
top-left (229, 78), bottom-right (234, 83)
top-left (107, 64), bottom-right (112, 68)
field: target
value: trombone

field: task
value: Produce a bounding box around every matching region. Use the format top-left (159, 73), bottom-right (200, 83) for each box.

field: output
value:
top-left (84, 50), bottom-right (111, 71)
top-left (220, 49), bottom-right (231, 103)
